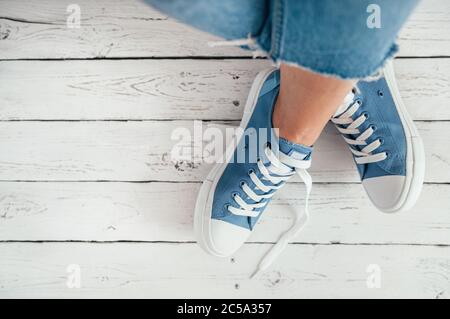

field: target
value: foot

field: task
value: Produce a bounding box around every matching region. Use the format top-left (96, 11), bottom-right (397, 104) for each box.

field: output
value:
top-left (194, 68), bottom-right (312, 273)
top-left (331, 61), bottom-right (425, 213)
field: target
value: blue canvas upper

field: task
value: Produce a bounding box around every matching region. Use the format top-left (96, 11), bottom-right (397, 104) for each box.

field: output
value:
top-left (347, 77), bottom-right (407, 180)
top-left (211, 70), bottom-right (312, 230)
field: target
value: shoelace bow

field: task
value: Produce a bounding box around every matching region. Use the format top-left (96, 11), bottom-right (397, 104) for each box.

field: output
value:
top-left (331, 92), bottom-right (387, 164)
top-left (227, 145), bottom-right (312, 278)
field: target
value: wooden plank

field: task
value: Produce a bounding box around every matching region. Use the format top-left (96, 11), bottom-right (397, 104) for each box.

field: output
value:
top-left (1, 58), bottom-right (449, 121)
top-left (399, 0), bottom-right (450, 57)
top-left (0, 59), bottom-right (265, 121)
top-left (0, 0), bottom-right (449, 59)
top-left (0, 243), bottom-right (449, 298)
top-left (0, 121), bottom-right (447, 182)
top-left (0, 0), bottom-right (247, 59)
top-left (0, 182), bottom-right (449, 244)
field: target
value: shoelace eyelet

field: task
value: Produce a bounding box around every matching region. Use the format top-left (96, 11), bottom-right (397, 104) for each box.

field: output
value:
top-left (352, 88), bottom-right (357, 94)
top-left (362, 111), bottom-right (369, 119)
top-left (370, 124), bottom-right (377, 131)
top-left (248, 169), bottom-right (254, 176)
top-left (378, 90), bottom-right (384, 97)
top-left (385, 151), bottom-right (390, 158)
top-left (379, 138), bottom-right (385, 145)
top-left (265, 142), bottom-right (272, 149)
top-left (223, 203), bottom-right (231, 212)
top-left (356, 99), bottom-right (363, 106)
top-left (239, 180), bottom-right (246, 188)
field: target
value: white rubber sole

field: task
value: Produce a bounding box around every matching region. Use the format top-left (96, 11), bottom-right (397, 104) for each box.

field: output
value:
top-left (364, 61), bottom-right (425, 213)
top-left (193, 68), bottom-right (277, 257)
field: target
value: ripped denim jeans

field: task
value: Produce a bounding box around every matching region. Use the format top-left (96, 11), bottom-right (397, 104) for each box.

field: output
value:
top-left (144, 0), bottom-right (418, 79)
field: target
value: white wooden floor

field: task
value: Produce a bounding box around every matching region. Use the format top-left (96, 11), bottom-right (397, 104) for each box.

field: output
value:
top-left (0, 0), bottom-right (449, 298)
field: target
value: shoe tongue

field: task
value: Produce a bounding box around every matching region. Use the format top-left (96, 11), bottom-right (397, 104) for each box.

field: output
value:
top-left (333, 91), bottom-right (355, 117)
top-left (277, 137), bottom-right (312, 160)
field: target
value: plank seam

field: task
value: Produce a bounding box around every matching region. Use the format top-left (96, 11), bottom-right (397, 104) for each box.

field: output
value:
top-left (0, 57), bottom-right (261, 62)
top-left (1, 56), bottom-right (449, 62)
top-left (0, 240), bottom-right (449, 247)
top-left (0, 16), bottom-right (58, 25)
top-left (0, 120), bottom-right (448, 123)
top-left (0, 180), bottom-right (447, 185)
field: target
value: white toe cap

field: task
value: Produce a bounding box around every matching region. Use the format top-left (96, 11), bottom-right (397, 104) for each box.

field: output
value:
top-left (209, 219), bottom-right (251, 256)
top-left (362, 175), bottom-right (406, 212)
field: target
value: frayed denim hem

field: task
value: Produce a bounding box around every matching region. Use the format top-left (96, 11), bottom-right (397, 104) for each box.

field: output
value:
top-left (207, 34), bottom-right (396, 81)
top-left (250, 36), bottom-right (398, 81)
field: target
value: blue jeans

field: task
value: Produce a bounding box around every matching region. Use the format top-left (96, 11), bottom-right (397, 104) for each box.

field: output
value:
top-left (145, 0), bottom-right (418, 79)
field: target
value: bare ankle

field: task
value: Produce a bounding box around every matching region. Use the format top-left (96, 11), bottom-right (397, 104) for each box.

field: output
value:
top-left (272, 99), bottom-right (316, 146)
top-left (272, 64), bottom-right (355, 146)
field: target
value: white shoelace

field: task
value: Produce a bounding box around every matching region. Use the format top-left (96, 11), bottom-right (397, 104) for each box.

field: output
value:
top-left (207, 37), bottom-right (309, 276)
top-left (227, 145), bottom-right (312, 278)
top-left (331, 92), bottom-right (387, 165)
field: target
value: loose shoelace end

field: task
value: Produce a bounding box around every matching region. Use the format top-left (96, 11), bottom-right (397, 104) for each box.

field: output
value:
top-left (250, 266), bottom-right (265, 280)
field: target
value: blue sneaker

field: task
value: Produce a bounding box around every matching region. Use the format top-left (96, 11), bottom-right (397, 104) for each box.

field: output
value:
top-left (194, 68), bottom-right (312, 275)
top-left (331, 61), bottom-right (425, 213)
